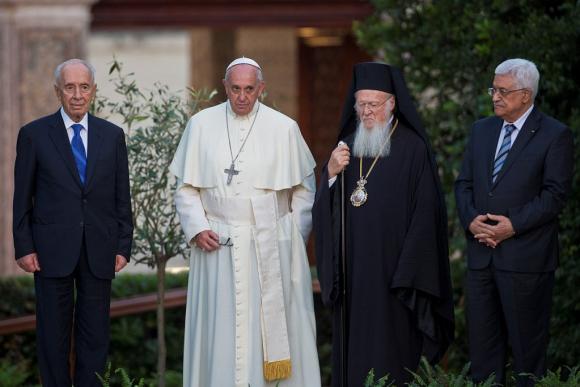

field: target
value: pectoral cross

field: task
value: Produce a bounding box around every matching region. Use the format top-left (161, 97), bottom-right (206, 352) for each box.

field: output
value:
top-left (224, 163), bottom-right (240, 185)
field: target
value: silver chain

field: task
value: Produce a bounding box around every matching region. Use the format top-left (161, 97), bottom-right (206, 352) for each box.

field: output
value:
top-left (225, 103), bottom-right (261, 165)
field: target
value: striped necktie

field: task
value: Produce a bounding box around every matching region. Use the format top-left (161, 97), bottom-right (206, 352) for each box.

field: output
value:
top-left (71, 123), bottom-right (87, 185)
top-left (492, 124), bottom-right (516, 183)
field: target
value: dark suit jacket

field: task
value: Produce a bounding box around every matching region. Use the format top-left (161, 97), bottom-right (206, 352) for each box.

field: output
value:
top-left (455, 107), bottom-right (574, 272)
top-left (13, 110), bottom-right (133, 279)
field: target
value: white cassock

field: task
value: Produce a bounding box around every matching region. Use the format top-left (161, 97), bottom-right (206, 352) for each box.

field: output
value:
top-left (169, 101), bottom-right (321, 387)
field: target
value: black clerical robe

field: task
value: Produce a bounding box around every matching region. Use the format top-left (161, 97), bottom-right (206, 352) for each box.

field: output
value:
top-left (313, 124), bottom-right (454, 386)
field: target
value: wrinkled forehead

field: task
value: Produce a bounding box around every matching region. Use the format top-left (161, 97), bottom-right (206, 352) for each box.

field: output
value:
top-left (493, 73), bottom-right (517, 87)
top-left (59, 63), bottom-right (94, 84)
top-left (355, 89), bottom-right (391, 101)
top-left (226, 64), bottom-right (261, 84)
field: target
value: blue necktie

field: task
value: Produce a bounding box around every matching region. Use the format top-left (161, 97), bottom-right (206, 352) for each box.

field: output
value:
top-left (492, 124), bottom-right (516, 183)
top-left (71, 123), bottom-right (87, 185)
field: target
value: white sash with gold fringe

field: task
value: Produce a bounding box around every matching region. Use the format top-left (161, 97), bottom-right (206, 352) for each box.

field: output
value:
top-left (251, 193), bottom-right (292, 381)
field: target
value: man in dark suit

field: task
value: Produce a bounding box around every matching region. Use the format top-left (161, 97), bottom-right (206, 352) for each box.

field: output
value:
top-left (455, 58), bottom-right (574, 386)
top-left (13, 58), bottom-right (133, 387)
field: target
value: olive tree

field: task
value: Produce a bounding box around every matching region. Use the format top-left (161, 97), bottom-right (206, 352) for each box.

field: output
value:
top-left (93, 60), bottom-right (216, 386)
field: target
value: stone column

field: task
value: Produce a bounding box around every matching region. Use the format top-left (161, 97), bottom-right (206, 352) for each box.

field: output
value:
top-left (189, 28), bottom-right (236, 102)
top-left (236, 27), bottom-right (298, 120)
top-left (190, 28), bottom-right (215, 91)
top-left (0, 0), bottom-right (96, 276)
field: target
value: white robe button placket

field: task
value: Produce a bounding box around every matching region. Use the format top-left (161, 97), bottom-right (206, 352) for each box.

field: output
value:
top-left (232, 225), bottom-right (248, 385)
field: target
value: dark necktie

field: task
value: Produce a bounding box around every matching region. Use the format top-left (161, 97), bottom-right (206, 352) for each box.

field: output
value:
top-left (492, 124), bottom-right (516, 183)
top-left (71, 123), bottom-right (87, 185)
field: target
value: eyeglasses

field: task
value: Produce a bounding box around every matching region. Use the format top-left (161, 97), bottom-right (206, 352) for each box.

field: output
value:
top-left (487, 87), bottom-right (528, 97)
top-left (355, 96), bottom-right (391, 112)
top-left (218, 237), bottom-right (234, 247)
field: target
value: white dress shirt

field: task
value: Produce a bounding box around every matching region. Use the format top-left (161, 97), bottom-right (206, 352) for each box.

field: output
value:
top-left (494, 104), bottom-right (534, 158)
top-left (60, 108), bottom-right (89, 155)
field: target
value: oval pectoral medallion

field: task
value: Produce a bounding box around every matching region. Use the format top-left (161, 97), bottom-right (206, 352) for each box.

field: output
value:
top-left (350, 178), bottom-right (368, 207)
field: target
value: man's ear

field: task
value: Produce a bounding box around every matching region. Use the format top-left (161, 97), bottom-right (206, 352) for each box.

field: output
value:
top-left (54, 84), bottom-right (61, 101)
top-left (522, 89), bottom-right (532, 105)
top-left (89, 83), bottom-right (97, 103)
top-left (388, 96), bottom-right (396, 113)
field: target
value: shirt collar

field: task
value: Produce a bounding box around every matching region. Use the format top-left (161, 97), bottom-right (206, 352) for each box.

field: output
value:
top-left (60, 107), bottom-right (89, 131)
top-left (503, 104), bottom-right (534, 131)
top-left (226, 100), bottom-right (260, 121)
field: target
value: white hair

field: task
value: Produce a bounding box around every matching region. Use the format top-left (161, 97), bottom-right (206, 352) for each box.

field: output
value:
top-left (224, 65), bottom-right (264, 83)
top-left (352, 108), bottom-right (394, 158)
top-left (352, 120), bottom-right (392, 158)
top-left (54, 59), bottom-right (96, 86)
top-left (495, 58), bottom-right (540, 99)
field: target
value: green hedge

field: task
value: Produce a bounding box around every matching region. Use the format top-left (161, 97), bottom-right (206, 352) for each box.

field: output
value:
top-left (0, 272), bottom-right (335, 386)
top-left (0, 272), bottom-right (188, 386)
top-left (354, 0), bottom-right (580, 375)
top-left (2, 271), bottom-right (577, 386)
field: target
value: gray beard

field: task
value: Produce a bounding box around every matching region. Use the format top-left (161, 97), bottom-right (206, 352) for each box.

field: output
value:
top-left (352, 121), bottom-right (392, 158)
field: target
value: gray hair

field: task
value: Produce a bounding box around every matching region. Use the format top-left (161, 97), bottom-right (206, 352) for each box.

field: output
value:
top-left (54, 59), bottom-right (96, 86)
top-left (224, 65), bottom-right (264, 83)
top-left (495, 58), bottom-right (539, 99)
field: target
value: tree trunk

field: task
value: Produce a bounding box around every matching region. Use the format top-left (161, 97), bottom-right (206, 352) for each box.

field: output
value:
top-left (156, 258), bottom-right (167, 387)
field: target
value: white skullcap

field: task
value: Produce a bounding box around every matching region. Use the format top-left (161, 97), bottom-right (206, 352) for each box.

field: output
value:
top-left (226, 57), bottom-right (262, 71)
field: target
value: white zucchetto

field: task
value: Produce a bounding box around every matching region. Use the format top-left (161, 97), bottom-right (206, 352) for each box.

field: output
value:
top-left (226, 57), bottom-right (262, 71)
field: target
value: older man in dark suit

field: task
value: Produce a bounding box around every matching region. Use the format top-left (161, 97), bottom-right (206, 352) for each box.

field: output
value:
top-left (13, 59), bottom-right (133, 387)
top-left (455, 58), bottom-right (574, 386)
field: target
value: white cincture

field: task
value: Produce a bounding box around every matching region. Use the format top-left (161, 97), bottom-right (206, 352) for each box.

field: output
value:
top-left (251, 193), bottom-right (292, 380)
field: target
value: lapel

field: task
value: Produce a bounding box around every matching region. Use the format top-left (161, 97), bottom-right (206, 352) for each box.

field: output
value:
top-left (485, 118), bottom-right (504, 188)
top-left (84, 114), bottom-right (104, 192)
top-left (492, 106), bottom-right (541, 188)
top-left (47, 111), bottom-right (83, 188)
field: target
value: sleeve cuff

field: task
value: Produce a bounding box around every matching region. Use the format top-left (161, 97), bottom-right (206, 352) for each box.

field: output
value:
top-left (328, 175), bottom-right (337, 187)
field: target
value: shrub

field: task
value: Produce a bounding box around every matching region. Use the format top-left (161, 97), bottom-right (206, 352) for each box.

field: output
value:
top-left (0, 272), bottom-right (188, 386)
top-left (0, 359), bottom-right (31, 387)
top-left (354, 0), bottom-right (580, 371)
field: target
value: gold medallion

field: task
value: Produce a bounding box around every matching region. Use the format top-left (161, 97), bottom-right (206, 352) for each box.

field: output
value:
top-left (349, 119), bottom-right (399, 208)
top-left (350, 178), bottom-right (368, 207)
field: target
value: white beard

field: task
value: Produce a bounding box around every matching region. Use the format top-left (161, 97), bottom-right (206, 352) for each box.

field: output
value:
top-left (352, 120), bottom-right (392, 158)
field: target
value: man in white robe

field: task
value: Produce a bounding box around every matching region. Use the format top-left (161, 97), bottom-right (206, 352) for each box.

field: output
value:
top-left (170, 57), bottom-right (321, 387)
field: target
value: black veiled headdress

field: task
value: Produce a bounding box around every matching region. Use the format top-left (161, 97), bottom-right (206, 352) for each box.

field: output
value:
top-left (338, 62), bottom-right (427, 143)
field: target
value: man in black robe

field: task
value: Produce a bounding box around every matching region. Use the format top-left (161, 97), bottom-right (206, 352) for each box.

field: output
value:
top-left (313, 62), bottom-right (454, 386)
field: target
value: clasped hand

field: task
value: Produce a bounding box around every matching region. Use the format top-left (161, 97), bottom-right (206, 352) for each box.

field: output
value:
top-left (469, 213), bottom-right (515, 248)
top-left (194, 230), bottom-right (220, 252)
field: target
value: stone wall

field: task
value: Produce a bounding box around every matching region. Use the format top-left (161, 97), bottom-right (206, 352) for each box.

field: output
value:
top-left (236, 27), bottom-right (298, 120)
top-left (0, 0), bottom-right (95, 276)
top-left (0, 3), bottom-right (359, 276)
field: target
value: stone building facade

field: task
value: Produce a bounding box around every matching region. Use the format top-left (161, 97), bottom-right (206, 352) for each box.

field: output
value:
top-left (0, 0), bottom-right (372, 276)
top-left (0, 0), bottom-right (96, 276)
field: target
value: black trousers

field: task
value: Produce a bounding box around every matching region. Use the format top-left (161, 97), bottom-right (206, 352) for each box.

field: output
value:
top-left (466, 265), bottom-right (554, 387)
top-left (34, 242), bottom-right (112, 387)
